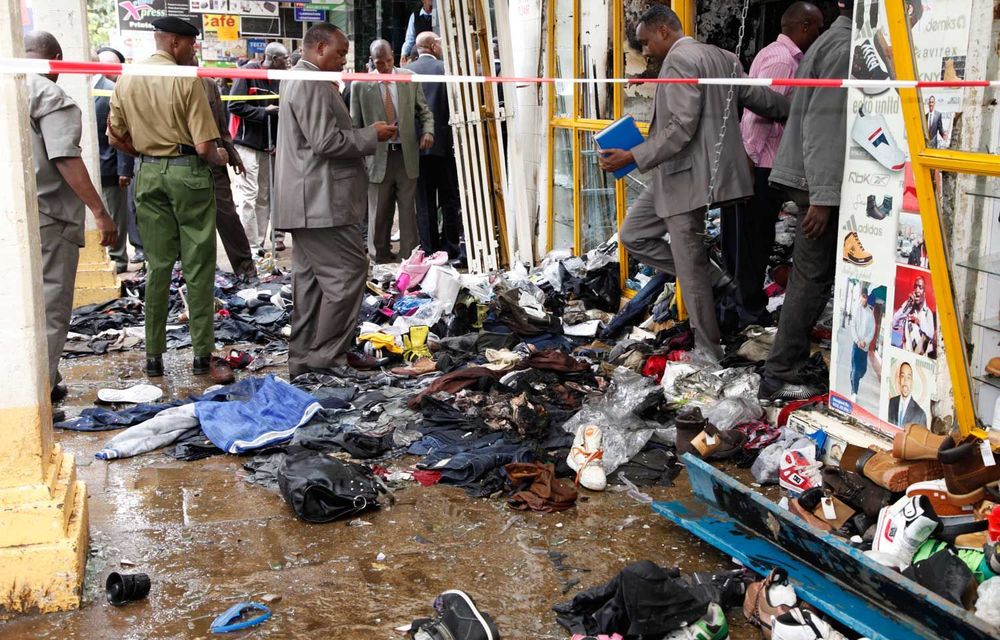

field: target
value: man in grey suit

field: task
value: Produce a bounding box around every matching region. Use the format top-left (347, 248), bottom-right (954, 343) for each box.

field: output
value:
top-left (274, 24), bottom-right (395, 378)
top-left (926, 95), bottom-right (946, 149)
top-left (93, 47), bottom-right (134, 273)
top-left (599, 5), bottom-right (789, 360)
top-left (351, 39), bottom-right (435, 263)
top-left (887, 362), bottom-right (928, 428)
top-left (406, 31), bottom-right (462, 257)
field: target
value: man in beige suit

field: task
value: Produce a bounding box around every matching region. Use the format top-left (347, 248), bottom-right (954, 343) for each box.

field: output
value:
top-left (600, 5), bottom-right (788, 360)
top-left (351, 39), bottom-right (435, 263)
top-left (274, 24), bottom-right (395, 377)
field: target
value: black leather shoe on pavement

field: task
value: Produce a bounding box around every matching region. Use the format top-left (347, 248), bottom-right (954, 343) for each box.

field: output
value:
top-left (192, 356), bottom-right (211, 375)
top-left (146, 356), bottom-right (164, 378)
top-left (50, 384), bottom-right (68, 403)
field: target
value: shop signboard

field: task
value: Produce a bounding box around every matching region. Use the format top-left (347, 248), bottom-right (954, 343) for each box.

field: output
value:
top-left (202, 13), bottom-right (239, 40)
top-left (828, 0), bottom-right (972, 435)
top-left (246, 38), bottom-right (266, 56)
top-left (189, 0), bottom-right (278, 17)
top-left (294, 7), bottom-right (326, 21)
top-left (117, 0), bottom-right (202, 33)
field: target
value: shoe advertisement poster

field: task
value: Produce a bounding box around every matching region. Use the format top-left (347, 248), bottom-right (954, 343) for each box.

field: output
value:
top-left (828, 0), bottom-right (969, 433)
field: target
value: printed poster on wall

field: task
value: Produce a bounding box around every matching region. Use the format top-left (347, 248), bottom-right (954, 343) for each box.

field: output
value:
top-left (828, 0), bottom-right (970, 435)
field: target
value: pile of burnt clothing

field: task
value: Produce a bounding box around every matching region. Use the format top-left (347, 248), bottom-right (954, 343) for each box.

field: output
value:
top-left (553, 561), bottom-right (744, 639)
top-left (65, 268), bottom-right (294, 357)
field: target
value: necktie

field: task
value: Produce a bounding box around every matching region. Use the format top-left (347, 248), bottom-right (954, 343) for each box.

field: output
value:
top-left (382, 83), bottom-right (396, 123)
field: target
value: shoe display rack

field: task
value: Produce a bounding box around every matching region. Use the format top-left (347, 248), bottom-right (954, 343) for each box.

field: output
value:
top-left (884, 0), bottom-right (1000, 440)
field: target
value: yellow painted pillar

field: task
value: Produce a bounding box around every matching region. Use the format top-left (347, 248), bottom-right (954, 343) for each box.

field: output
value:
top-left (0, 3), bottom-right (89, 617)
top-left (32, 0), bottom-right (120, 308)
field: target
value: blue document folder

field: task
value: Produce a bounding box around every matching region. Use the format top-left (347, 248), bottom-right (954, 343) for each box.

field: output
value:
top-left (593, 115), bottom-right (645, 179)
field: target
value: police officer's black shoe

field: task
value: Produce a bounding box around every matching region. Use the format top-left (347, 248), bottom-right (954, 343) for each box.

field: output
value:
top-left (145, 356), bottom-right (164, 378)
top-left (50, 384), bottom-right (68, 403)
top-left (192, 356), bottom-right (211, 376)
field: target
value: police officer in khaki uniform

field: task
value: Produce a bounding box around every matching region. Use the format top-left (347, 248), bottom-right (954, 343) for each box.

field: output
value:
top-left (108, 17), bottom-right (233, 382)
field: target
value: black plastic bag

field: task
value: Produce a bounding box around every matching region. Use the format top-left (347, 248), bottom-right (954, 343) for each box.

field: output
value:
top-left (567, 263), bottom-right (621, 313)
top-left (277, 447), bottom-right (386, 523)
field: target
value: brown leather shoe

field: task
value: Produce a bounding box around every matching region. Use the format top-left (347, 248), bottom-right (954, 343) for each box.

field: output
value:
top-left (788, 498), bottom-right (834, 532)
top-left (940, 436), bottom-right (1000, 504)
top-left (852, 446), bottom-right (943, 492)
top-left (892, 424), bottom-right (948, 461)
top-left (209, 357), bottom-right (235, 384)
top-left (390, 356), bottom-right (437, 377)
top-left (346, 351), bottom-right (379, 371)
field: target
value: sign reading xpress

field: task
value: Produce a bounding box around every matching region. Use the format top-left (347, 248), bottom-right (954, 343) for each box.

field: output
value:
top-left (117, 0), bottom-right (203, 33)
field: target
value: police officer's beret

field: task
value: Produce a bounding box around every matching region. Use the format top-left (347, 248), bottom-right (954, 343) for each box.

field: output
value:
top-left (151, 17), bottom-right (201, 37)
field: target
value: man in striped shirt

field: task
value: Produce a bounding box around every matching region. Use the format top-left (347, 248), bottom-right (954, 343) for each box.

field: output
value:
top-left (728, 2), bottom-right (824, 322)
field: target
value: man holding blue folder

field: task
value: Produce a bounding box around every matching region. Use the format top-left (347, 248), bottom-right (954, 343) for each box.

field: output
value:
top-left (599, 5), bottom-right (789, 361)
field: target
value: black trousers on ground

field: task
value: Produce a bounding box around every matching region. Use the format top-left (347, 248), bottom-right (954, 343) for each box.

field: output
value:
top-left (765, 194), bottom-right (839, 382)
top-left (211, 165), bottom-right (256, 278)
top-left (416, 154), bottom-right (462, 257)
top-left (719, 167), bottom-right (781, 316)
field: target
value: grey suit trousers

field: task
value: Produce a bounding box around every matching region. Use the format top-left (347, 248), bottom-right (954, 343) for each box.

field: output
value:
top-left (288, 225), bottom-right (367, 378)
top-left (621, 192), bottom-right (723, 360)
top-left (40, 220), bottom-right (80, 388)
top-left (368, 148), bottom-right (419, 261)
top-left (102, 184), bottom-right (130, 266)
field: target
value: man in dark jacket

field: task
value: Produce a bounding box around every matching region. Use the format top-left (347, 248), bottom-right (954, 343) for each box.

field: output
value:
top-left (758, 0), bottom-right (853, 403)
top-left (228, 42), bottom-right (287, 252)
top-left (93, 46), bottom-right (134, 272)
top-left (406, 31), bottom-right (461, 257)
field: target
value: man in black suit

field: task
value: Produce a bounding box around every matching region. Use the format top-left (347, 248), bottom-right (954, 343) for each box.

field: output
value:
top-left (406, 31), bottom-right (462, 258)
top-left (887, 362), bottom-right (928, 428)
top-left (926, 95), bottom-right (946, 149)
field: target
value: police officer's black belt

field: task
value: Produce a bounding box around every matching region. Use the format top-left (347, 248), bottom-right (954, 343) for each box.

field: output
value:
top-left (141, 155), bottom-right (198, 166)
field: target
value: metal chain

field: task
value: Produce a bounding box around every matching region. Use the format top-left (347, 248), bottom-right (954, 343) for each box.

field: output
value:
top-left (705, 0), bottom-right (752, 211)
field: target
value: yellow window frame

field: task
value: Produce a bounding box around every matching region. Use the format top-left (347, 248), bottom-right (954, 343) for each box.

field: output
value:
top-left (886, 0), bottom-right (998, 440)
top-left (546, 0), bottom-right (694, 289)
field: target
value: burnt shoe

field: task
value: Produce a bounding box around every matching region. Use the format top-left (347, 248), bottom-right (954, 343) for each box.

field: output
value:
top-left (209, 357), bottom-right (235, 384)
top-left (50, 384), bottom-right (68, 403)
top-left (702, 423), bottom-right (747, 460)
top-left (842, 231), bottom-right (873, 266)
top-left (674, 406), bottom-right (707, 457)
top-left (192, 356), bottom-right (210, 376)
top-left (939, 436), bottom-right (1000, 504)
top-left (412, 590), bottom-right (500, 640)
top-left (822, 468), bottom-right (892, 519)
top-left (743, 568), bottom-right (798, 639)
top-left (146, 355), bottom-right (164, 378)
top-left (892, 424), bottom-right (948, 461)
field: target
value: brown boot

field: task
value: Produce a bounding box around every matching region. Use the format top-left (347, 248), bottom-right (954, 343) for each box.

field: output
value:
top-left (390, 357), bottom-right (438, 377)
top-left (940, 436), bottom-right (1000, 504)
top-left (892, 424), bottom-right (948, 461)
top-left (850, 446), bottom-right (943, 492)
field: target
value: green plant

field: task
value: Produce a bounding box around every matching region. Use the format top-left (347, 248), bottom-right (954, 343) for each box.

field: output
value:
top-left (88, 0), bottom-right (117, 49)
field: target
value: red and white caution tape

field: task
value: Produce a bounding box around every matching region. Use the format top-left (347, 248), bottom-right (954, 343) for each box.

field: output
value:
top-left (3, 57), bottom-right (999, 89)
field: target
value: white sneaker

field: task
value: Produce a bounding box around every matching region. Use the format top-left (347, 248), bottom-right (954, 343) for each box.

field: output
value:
top-left (866, 495), bottom-right (940, 569)
top-left (778, 446), bottom-right (823, 497)
top-left (851, 107), bottom-right (905, 171)
top-left (772, 608), bottom-right (848, 640)
top-left (97, 384), bottom-right (164, 404)
top-left (567, 424), bottom-right (607, 491)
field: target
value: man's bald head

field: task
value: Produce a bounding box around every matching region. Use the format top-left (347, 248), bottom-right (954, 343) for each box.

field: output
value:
top-left (24, 31), bottom-right (62, 61)
top-left (780, 2), bottom-right (823, 52)
top-left (415, 31), bottom-right (440, 56)
top-left (264, 42), bottom-right (289, 70)
top-left (370, 39), bottom-right (395, 74)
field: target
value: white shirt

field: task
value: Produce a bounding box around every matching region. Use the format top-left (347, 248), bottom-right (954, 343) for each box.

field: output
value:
top-left (897, 395), bottom-right (912, 426)
top-left (850, 303), bottom-right (875, 348)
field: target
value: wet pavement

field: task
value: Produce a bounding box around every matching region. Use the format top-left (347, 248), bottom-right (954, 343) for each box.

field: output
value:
top-left (2, 347), bottom-right (776, 639)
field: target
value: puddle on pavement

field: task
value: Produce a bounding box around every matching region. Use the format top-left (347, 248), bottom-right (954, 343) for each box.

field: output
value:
top-left (3, 348), bottom-right (770, 638)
